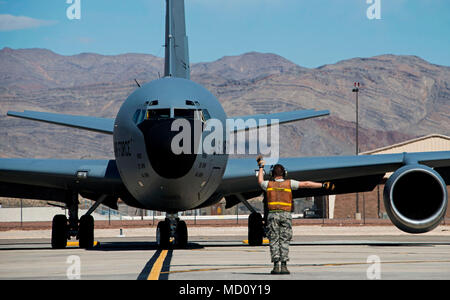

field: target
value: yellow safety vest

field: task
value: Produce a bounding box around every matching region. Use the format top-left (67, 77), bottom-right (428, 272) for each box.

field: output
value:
top-left (267, 180), bottom-right (293, 212)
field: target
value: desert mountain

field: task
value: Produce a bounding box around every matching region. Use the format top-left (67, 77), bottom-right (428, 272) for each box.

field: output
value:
top-left (0, 48), bottom-right (449, 159)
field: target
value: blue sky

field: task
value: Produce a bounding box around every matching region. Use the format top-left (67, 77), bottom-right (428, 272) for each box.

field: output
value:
top-left (0, 0), bottom-right (449, 68)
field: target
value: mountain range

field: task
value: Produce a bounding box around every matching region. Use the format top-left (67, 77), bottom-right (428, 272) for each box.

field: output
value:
top-left (0, 47), bottom-right (449, 160)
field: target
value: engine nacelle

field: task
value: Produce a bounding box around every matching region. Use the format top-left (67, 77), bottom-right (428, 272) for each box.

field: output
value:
top-left (384, 164), bottom-right (448, 233)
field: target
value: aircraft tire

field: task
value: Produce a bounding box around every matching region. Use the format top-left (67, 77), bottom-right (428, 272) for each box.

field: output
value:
top-left (79, 215), bottom-right (94, 249)
top-left (175, 220), bottom-right (188, 249)
top-left (157, 220), bottom-right (171, 249)
top-left (248, 212), bottom-right (264, 246)
top-left (51, 214), bottom-right (68, 249)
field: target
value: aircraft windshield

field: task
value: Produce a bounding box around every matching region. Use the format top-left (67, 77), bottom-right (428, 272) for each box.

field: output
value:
top-left (146, 109), bottom-right (171, 120)
top-left (174, 109), bottom-right (207, 121)
top-left (141, 108), bottom-right (211, 122)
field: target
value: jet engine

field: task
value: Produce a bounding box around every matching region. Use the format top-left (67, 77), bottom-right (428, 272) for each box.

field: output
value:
top-left (383, 164), bottom-right (448, 233)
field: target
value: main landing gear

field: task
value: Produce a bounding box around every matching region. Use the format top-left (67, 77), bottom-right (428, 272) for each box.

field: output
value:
top-left (157, 213), bottom-right (188, 249)
top-left (237, 194), bottom-right (266, 246)
top-left (248, 211), bottom-right (265, 246)
top-left (51, 192), bottom-right (105, 249)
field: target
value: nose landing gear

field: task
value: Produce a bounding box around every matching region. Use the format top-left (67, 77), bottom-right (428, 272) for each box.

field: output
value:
top-left (157, 213), bottom-right (188, 249)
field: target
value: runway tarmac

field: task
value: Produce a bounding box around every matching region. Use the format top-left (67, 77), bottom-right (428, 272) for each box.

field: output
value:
top-left (1, 226), bottom-right (450, 280)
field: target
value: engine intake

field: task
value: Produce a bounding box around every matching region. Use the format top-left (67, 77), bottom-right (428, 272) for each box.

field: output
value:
top-left (384, 164), bottom-right (448, 233)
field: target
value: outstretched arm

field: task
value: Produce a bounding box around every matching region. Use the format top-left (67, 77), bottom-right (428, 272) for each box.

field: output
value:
top-left (298, 181), bottom-right (323, 189)
top-left (295, 180), bottom-right (335, 191)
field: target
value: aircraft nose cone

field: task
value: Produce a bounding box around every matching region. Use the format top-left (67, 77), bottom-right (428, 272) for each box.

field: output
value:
top-left (138, 119), bottom-right (199, 179)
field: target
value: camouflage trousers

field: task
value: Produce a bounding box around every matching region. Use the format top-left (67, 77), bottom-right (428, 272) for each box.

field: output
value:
top-left (267, 211), bottom-right (292, 263)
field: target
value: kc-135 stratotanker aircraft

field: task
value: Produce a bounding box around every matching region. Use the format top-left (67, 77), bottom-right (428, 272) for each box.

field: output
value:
top-left (1, 0), bottom-right (450, 249)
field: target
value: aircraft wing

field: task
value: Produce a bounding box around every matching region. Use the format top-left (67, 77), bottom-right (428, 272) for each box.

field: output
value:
top-left (6, 109), bottom-right (328, 134)
top-left (218, 151), bottom-right (450, 199)
top-left (7, 110), bottom-right (114, 134)
top-left (229, 109), bottom-right (330, 132)
top-left (0, 158), bottom-right (130, 208)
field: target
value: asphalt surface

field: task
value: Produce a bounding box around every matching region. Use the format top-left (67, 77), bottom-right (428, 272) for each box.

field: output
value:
top-left (1, 227), bottom-right (450, 280)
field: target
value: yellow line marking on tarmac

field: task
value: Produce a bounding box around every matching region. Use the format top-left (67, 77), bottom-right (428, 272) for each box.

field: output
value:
top-left (148, 250), bottom-right (168, 280)
top-left (66, 241), bottom-right (99, 247)
top-left (242, 239), bottom-right (269, 245)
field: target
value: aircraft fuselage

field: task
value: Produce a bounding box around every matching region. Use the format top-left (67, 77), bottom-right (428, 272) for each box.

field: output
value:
top-left (113, 77), bottom-right (228, 211)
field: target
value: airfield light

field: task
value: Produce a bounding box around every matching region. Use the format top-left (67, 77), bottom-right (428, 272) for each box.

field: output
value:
top-left (352, 82), bottom-right (361, 216)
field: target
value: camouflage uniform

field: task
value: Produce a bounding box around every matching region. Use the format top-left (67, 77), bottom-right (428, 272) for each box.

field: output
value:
top-left (267, 211), bottom-right (292, 262)
top-left (261, 179), bottom-right (298, 263)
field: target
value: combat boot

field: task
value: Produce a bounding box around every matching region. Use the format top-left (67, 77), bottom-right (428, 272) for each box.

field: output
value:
top-left (271, 262), bottom-right (280, 274)
top-left (280, 262), bottom-right (290, 274)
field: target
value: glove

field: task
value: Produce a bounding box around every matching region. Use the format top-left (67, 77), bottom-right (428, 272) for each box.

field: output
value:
top-left (256, 155), bottom-right (265, 168)
top-left (322, 181), bottom-right (335, 191)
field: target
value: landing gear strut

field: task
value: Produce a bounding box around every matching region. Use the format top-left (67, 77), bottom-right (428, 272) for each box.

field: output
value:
top-left (51, 192), bottom-right (105, 249)
top-left (157, 213), bottom-right (188, 249)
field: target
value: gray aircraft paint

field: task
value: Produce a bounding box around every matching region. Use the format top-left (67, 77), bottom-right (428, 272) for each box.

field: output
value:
top-left (113, 77), bottom-right (227, 211)
top-left (165, 0), bottom-right (190, 79)
top-left (2, 0), bottom-right (449, 234)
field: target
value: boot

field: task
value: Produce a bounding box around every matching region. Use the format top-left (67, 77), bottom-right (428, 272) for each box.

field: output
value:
top-left (271, 262), bottom-right (280, 274)
top-left (280, 262), bottom-right (290, 275)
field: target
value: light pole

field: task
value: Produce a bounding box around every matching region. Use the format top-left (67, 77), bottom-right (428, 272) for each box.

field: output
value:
top-left (352, 82), bottom-right (360, 155)
top-left (352, 82), bottom-right (360, 217)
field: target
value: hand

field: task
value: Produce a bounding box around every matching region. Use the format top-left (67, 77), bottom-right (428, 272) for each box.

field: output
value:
top-left (256, 155), bottom-right (265, 168)
top-left (322, 181), bottom-right (335, 191)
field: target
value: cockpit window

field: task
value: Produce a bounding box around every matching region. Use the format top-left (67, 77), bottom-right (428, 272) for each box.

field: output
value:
top-left (202, 109), bottom-right (211, 121)
top-left (137, 110), bottom-right (146, 123)
top-left (174, 109), bottom-right (196, 119)
top-left (133, 109), bottom-right (147, 124)
top-left (132, 110), bottom-right (141, 123)
top-left (174, 109), bottom-right (211, 122)
top-left (146, 109), bottom-right (171, 120)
